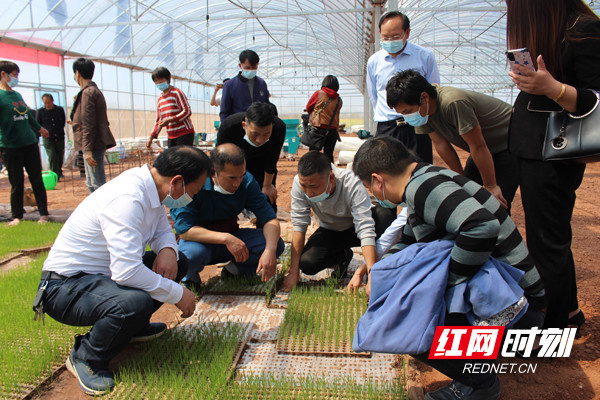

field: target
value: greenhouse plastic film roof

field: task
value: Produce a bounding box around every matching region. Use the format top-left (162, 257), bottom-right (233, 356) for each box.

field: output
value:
top-left (2, 0), bottom-right (600, 98)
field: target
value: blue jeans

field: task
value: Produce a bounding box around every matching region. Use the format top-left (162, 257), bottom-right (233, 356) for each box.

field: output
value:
top-left (41, 251), bottom-right (188, 369)
top-left (84, 149), bottom-right (107, 193)
top-left (179, 228), bottom-right (285, 284)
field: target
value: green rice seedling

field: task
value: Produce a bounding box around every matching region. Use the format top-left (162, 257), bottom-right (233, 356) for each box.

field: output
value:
top-left (110, 321), bottom-right (244, 400)
top-left (0, 254), bottom-right (89, 399)
top-left (0, 221), bottom-right (63, 259)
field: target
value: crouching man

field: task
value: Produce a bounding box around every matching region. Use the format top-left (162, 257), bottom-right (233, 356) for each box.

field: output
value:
top-left (352, 136), bottom-right (546, 400)
top-left (34, 146), bottom-right (211, 395)
top-left (281, 151), bottom-right (378, 292)
top-left (171, 143), bottom-right (285, 290)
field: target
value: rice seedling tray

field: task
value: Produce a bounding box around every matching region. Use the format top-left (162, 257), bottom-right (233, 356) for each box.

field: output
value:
top-left (276, 285), bottom-right (369, 357)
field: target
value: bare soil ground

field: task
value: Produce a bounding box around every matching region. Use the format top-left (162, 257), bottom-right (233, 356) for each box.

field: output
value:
top-left (2, 141), bottom-right (599, 399)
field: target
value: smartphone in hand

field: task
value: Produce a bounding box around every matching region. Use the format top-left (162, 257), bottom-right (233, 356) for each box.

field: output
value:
top-left (506, 48), bottom-right (536, 75)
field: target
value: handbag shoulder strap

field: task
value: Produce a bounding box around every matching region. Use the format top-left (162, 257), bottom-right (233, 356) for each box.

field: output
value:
top-left (314, 97), bottom-right (333, 117)
top-left (326, 99), bottom-right (341, 130)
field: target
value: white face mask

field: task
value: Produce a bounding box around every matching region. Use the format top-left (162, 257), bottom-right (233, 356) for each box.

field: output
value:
top-left (161, 181), bottom-right (193, 209)
top-left (213, 175), bottom-right (235, 195)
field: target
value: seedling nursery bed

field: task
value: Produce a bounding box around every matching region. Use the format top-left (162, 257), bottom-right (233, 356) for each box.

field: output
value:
top-left (276, 285), bottom-right (369, 357)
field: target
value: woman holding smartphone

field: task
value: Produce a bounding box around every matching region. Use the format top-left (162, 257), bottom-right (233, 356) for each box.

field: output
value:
top-left (506, 0), bottom-right (600, 329)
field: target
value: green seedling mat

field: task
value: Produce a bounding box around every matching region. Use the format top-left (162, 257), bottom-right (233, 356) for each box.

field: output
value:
top-left (276, 286), bottom-right (369, 357)
top-left (107, 323), bottom-right (247, 400)
top-left (0, 256), bottom-right (90, 400)
top-left (224, 375), bottom-right (405, 400)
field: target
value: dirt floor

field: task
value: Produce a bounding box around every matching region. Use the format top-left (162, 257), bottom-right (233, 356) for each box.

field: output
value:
top-left (2, 140), bottom-right (600, 399)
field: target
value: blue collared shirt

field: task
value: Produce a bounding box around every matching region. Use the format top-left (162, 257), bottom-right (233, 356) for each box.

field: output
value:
top-left (170, 172), bottom-right (276, 235)
top-left (367, 42), bottom-right (440, 122)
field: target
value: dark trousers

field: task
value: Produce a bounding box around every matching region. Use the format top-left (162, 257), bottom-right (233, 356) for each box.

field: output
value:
top-left (43, 137), bottom-right (65, 178)
top-left (167, 132), bottom-right (195, 148)
top-left (247, 161), bottom-right (278, 212)
top-left (300, 226), bottom-right (361, 275)
top-left (309, 128), bottom-right (339, 164)
top-left (374, 121), bottom-right (433, 231)
top-left (412, 309), bottom-right (545, 389)
top-left (42, 251), bottom-right (188, 369)
top-left (1, 143), bottom-right (48, 219)
top-left (463, 150), bottom-right (520, 213)
top-left (179, 228), bottom-right (285, 283)
top-left (518, 158), bottom-right (585, 328)
top-left (376, 121), bottom-right (433, 163)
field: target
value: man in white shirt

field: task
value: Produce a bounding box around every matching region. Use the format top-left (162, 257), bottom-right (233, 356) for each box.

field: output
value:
top-left (367, 11), bottom-right (440, 163)
top-left (35, 146), bottom-right (211, 396)
top-left (366, 10), bottom-right (440, 235)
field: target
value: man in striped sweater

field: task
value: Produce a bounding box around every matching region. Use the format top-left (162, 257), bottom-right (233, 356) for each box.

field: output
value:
top-left (146, 67), bottom-right (195, 149)
top-left (352, 136), bottom-right (546, 400)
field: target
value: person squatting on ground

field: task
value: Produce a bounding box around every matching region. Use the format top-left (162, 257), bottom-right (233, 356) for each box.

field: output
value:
top-left (37, 93), bottom-right (66, 181)
top-left (146, 66), bottom-right (196, 149)
top-left (171, 143), bottom-right (285, 291)
top-left (217, 102), bottom-right (285, 212)
top-left (305, 75), bottom-right (343, 163)
top-left (386, 69), bottom-right (519, 212)
top-left (281, 150), bottom-right (378, 293)
top-left (505, 0), bottom-right (600, 330)
top-left (0, 60), bottom-right (50, 226)
top-left (71, 58), bottom-right (116, 193)
top-left (352, 136), bottom-right (547, 400)
top-left (35, 146), bottom-right (210, 395)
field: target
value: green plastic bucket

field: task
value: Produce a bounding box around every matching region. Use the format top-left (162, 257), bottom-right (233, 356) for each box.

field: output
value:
top-left (42, 171), bottom-right (58, 190)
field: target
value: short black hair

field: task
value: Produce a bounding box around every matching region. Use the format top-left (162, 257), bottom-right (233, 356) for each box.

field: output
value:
top-left (210, 144), bottom-right (246, 173)
top-left (151, 67), bottom-right (171, 83)
top-left (73, 58), bottom-right (95, 80)
top-left (386, 70), bottom-right (437, 109)
top-left (379, 11), bottom-right (410, 31)
top-left (245, 102), bottom-right (275, 127)
top-left (42, 93), bottom-right (54, 101)
top-left (321, 75), bottom-right (339, 92)
top-left (153, 145), bottom-right (212, 184)
top-left (352, 136), bottom-right (418, 182)
top-left (239, 49), bottom-right (260, 65)
top-left (298, 151), bottom-right (332, 178)
top-left (0, 61), bottom-right (19, 75)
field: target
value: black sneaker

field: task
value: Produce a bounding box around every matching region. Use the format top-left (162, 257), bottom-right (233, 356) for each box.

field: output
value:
top-left (425, 375), bottom-right (501, 400)
top-left (130, 322), bottom-right (167, 343)
top-left (66, 352), bottom-right (115, 396)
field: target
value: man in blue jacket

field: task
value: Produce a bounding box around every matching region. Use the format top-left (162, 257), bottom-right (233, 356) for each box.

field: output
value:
top-left (219, 49), bottom-right (271, 122)
top-left (171, 143), bottom-right (285, 290)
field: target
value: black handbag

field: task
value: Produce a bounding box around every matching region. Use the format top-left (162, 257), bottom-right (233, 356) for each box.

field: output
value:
top-left (543, 90), bottom-right (600, 163)
top-left (300, 99), bottom-right (340, 150)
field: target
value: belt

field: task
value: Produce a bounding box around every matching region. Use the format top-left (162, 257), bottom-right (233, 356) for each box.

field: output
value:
top-left (40, 271), bottom-right (68, 281)
top-left (378, 117), bottom-right (407, 126)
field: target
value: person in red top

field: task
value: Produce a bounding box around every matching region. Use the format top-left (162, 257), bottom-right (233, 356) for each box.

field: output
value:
top-left (146, 67), bottom-right (195, 149)
top-left (305, 75), bottom-right (343, 163)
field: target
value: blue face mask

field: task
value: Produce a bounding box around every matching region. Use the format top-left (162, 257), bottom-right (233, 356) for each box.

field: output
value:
top-left (241, 69), bottom-right (257, 80)
top-left (156, 82), bottom-right (169, 92)
top-left (306, 178), bottom-right (330, 203)
top-left (371, 177), bottom-right (399, 209)
top-left (7, 76), bottom-right (18, 88)
top-left (380, 39), bottom-right (406, 54)
top-left (403, 98), bottom-right (429, 127)
top-left (214, 175), bottom-right (235, 195)
top-left (244, 134), bottom-right (268, 148)
top-left (162, 181), bottom-right (193, 209)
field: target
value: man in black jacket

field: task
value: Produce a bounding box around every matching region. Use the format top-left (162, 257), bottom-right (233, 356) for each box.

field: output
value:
top-left (216, 102), bottom-right (285, 211)
top-left (37, 93), bottom-right (66, 179)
